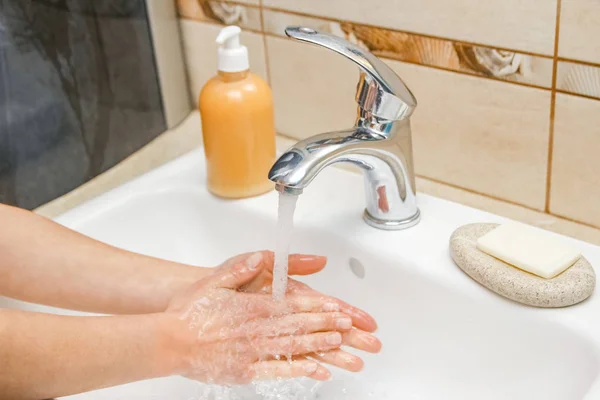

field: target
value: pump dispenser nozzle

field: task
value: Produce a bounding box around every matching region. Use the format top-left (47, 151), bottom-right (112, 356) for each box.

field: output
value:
top-left (216, 25), bottom-right (249, 72)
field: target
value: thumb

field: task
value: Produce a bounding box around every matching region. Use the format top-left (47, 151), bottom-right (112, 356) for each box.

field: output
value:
top-left (206, 252), bottom-right (265, 289)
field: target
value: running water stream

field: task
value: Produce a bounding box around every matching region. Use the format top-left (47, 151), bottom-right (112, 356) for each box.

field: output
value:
top-left (198, 192), bottom-right (354, 399)
top-left (272, 192), bottom-right (299, 301)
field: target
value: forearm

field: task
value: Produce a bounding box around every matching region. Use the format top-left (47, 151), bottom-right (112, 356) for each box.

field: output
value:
top-left (0, 309), bottom-right (177, 399)
top-left (0, 204), bottom-right (211, 314)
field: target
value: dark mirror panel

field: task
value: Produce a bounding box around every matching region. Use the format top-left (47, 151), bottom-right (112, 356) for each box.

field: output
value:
top-left (0, 0), bottom-right (167, 209)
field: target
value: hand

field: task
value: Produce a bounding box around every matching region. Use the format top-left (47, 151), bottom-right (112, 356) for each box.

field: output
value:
top-left (215, 251), bottom-right (382, 373)
top-left (163, 252), bottom-right (354, 385)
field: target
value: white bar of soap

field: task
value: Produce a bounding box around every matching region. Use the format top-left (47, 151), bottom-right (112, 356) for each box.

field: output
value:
top-left (476, 222), bottom-right (581, 279)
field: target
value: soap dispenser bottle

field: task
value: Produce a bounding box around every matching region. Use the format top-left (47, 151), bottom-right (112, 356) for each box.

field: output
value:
top-left (199, 25), bottom-right (276, 198)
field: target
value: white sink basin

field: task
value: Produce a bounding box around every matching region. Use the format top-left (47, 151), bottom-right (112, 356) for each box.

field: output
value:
top-left (4, 149), bottom-right (600, 399)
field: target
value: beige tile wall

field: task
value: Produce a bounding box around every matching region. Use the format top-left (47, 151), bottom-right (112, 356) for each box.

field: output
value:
top-left (393, 62), bottom-right (552, 210)
top-left (550, 93), bottom-right (600, 227)
top-left (559, 0), bottom-right (600, 64)
top-left (176, 0), bottom-right (600, 231)
top-left (263, 0), bottom-right (558, 54)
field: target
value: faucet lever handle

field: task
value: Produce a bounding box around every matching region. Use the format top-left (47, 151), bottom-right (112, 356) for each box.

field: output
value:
top-left (285, 26), bottom-right (417, 121)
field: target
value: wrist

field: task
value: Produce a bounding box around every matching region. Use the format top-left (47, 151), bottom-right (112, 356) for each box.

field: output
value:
top-left (162, 265), bottom-right (212, 305)
top-left (152, 312), bottom-right (191, 377)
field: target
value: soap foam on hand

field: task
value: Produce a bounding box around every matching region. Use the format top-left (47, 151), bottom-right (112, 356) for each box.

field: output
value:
top-left (476, 222), bottom-right (582, 279)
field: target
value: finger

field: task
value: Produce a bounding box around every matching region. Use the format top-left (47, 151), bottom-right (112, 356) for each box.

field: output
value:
top-left (310, 349), bottom-right (364, 372)
top-left (239, 254), bottom-right (326, 294)
top-left (309, 292), bottom-right (378, 332)
top-left (205, 252), bottom-right (266, 289)
top-left (240, 312), bottom-right (352, 337)
top-left (254, 332), bottom-right (342, 358)
top-left (296, 355), bottom-right (332, 381)
top-left (286, 279), bottom-right (312, 293)
top-left (243, 276), bottom-right (313, 295)
top-left (259, 251), bottom-right (327, 276)
top-left (287, 254), bottom-right (327, 276)
top-left (324, 297), bottom-right (377, 332)
top-left (251, 359), bottom-right (324, 381)
top-left (312, 363), bottom-right (332, 380)
top-left (239, 270), bottom-right (272, 294)
top-left (284, 294), bottom-right (344, 313)
top-left (218, 250), bottom-right (273, 271)
top-left (258, 355), bottom-right (332, 381)
top-left (234, 293), bottom-right (341, 317)
top-left (285, 292), bottom-right (378, 332)
top-left (342, 328), bottom-right (382, 353)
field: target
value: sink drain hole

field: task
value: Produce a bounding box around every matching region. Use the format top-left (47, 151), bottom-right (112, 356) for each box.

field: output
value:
top-left (348, 257), bottom-right (365, 279)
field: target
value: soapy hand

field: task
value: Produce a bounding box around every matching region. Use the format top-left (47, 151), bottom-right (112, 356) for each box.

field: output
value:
top-left (164, 252), bottom-right (355, 384)
top-left (215, 251), bottom-right (382, 372)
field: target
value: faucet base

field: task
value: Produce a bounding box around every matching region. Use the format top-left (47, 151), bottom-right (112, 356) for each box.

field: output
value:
top-left (363, 208), bottom-right (421, 230)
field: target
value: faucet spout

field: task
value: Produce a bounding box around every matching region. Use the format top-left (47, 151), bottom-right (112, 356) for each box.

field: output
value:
top-left (269, 26), bottom-right (420, 230)
top-left (269, 120), bottom-right (420, 230)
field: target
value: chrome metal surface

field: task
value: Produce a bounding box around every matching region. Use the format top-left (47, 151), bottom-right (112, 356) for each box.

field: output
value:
top-left (285, 26), bottom-right (417, 121)
top-left (269, 27), bottom-right (420, 230)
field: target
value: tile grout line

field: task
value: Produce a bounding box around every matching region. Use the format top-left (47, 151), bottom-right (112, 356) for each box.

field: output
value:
top-left (179, 15), bottom-right (263, 34)
top-left (221, 0), bottom-right (261, 9)
top-left (558, 56), bottom-right (600, 69)
top-left (416, 174), bottom-right (600, 231)
top-left (265, 4), bottom-right (600, 71)
top-left (260, 31), bottom-right (552, 92)
top-left (177, 17), bottom-right (600, 100)
top-left (185, 3), bottom-right (600, 99)
top-left (555, 88), bottom-right (600, 101)
top-left (271, 131), bottom-right (583, 226)
top-left (377, 53), bottom-right (550, 92)
top-left (415, 174), bottom-right (547, 213)
top-left (545, 0), bottom-right (562, 213)
top-left (262, 5), bottom-right (554, 59)
top-left (212, 1), bottom-right (599, 233)
top-left (215, 3), bottom-right (600, 70)
top-left (257, 0), bottom-right (272, 85)
top-left (276, 133), bottom-right (600, 231)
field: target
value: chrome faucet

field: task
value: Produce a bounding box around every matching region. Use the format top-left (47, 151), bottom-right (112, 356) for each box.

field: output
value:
top-left (268, 27), bottom-right (420, 230)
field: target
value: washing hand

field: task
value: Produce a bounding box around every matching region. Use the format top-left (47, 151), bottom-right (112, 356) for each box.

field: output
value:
top-left (0, 205), bottom-right (380, 397)
top-left (163, 252), bottom-right (358, 384)
top-left (215, 251), bottom-right (382, 373)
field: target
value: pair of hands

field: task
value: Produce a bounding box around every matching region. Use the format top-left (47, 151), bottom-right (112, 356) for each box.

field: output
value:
top-left (163, 251), bottom-right (381, 385)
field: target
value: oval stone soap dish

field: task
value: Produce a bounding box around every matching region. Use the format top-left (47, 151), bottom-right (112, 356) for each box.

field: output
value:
top-left (450, 223), bottom-right (596, 308)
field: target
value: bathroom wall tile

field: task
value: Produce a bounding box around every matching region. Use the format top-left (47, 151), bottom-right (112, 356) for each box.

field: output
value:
top-left (266, 34), bottom-right (550, 209)
top-left (266, 36), bottom-right (357, 138)
top-left (177, 0), bottom-right (261, 32)
top-left (550, 94), bottom-right (600, 228)
top-left (263, 9), bottom-right (553, 89)
top-left (416, 176), bottom-right (600, 246)
top-left (559, 0), bottom-right (600, 63)
top-left (180, 19), bottom-right (267, 106)
top-left (38, 109), bottom-right (600, 245)
top-left (146, 0), bottom-right (192, 128)
top-left (275, 132), bottom-right (600, 245)
top-left (263, 0), bottom-right (557, 55)
top-left (390, 61), bottom-right (551, 210)
top-left (231, 0), bottom-right (259, 5)
top-left (262, 9), bottom-right (334, 38)
top-left (556, 61), bottom-right (600, 99)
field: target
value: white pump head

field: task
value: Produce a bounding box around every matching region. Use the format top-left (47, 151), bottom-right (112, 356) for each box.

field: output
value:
top-left (216, 25), bottom-right (249, 73)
